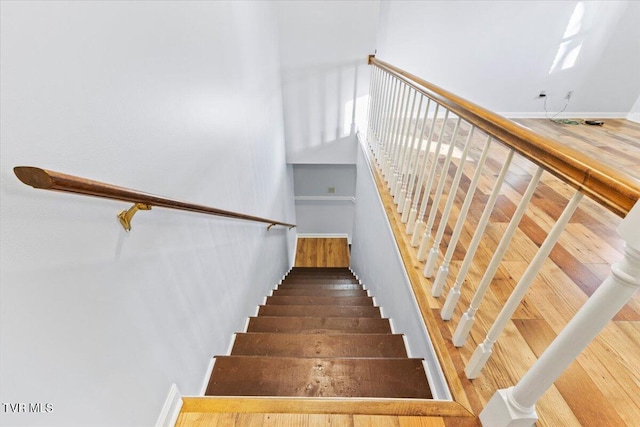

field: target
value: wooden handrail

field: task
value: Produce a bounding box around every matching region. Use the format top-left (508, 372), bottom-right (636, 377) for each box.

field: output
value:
top-left (14, 166), bottom-right (296, 229)
top-left (368, 55), bottom-right (640, 218)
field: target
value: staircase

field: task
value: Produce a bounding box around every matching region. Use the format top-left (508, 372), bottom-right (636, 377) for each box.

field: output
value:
top-left (205, 267), bottom-right (432, 399)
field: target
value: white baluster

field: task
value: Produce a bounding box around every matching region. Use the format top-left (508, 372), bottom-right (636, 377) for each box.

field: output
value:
top-left (406, 102), bottom-right (438, 234)
top-left (418, 116), bottom-right (461, 261)
top-left (390, 85), bottom-right (412, 192)
top-left (441, 148), bottom-right (513, 321)
top-left (374, 71), bottom-right (391, 160)
top-left (372, 68), bottom-right (384, 146)
top-left (412, 108), bottom-right (449, 246)
top-left (386, 83), bottom-right (407, 182)
top-left (371, 69), bottom-right (384, 157)
top-left (378, 73), bottom-right (395, 162)
top-left (399, 95), bottom-right (426, 214)
top-left (401, 98), bottom-right (431, 222)
top-left (426, 126), bottom-right (475, 286)
top-left (452, 166), bottom-right (544, 347)
top-left (392, 88), bottom-right (417, 197)
top-left (480, 201), bottom-right (640, 427)
top-left (465, 191), bottom-right (583, 378)
top-left (436, 134), bottom-right (491, 298)
top-left (382, 78), bottom-right (401, 177)
top-left (366, 67), bottom-right (378, 149)
top-left (394, 90), bottom-right (419, 204)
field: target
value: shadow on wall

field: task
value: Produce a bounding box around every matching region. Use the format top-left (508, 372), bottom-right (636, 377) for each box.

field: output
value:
top-left (283, 59), bottom-right (368, 164)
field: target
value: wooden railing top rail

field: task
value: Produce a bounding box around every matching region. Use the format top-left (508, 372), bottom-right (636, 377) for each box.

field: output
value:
top-left (369, 55), bottom-right (640, 218)
top-left (14, 166), bottom-right (296, 229)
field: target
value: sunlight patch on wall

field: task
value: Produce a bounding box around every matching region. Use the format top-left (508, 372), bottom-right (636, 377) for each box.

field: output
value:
top-left (549, 2), bottom-right (586, 74)
top-left (344, 94), bottom-right (370, 136)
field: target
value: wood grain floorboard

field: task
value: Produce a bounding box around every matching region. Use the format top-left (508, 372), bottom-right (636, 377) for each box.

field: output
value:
top-left (295, 238), bottom-right (350, 267)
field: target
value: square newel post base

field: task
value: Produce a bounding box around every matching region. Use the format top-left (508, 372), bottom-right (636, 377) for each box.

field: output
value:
top-left (479, 388), bottom-right (538, 427)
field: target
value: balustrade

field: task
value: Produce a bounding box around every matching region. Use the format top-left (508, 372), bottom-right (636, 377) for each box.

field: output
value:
top-left (366, 55), bottom-right (640, 426)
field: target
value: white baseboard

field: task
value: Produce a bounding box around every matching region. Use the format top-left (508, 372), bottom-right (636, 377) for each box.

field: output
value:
top-left (296, 233), bottom-right (350, 238)
top-left (627, 112), bottom-right (640, 123)
top-left (155, 384), bottom-right (183, 427)
top-left (200, 358), bottom-right (216, 396)
top-left (388, 317), bottom-right (396, 334)
top-left (500, 112), bottom-right (629, 119)
top-left (227, 334), bottom-right (237, 354)
top-left (295, 196), bottom-right (356, 203)
top-left (402, 335), bottom-right (411, 357)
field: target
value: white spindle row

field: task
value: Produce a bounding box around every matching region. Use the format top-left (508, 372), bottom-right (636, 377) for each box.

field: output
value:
top-left (366, 63), bottom-right (640, 426)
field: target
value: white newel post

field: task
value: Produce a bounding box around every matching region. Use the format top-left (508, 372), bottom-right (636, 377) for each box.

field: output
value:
top-left (479, 200), bottom-right (640, 427)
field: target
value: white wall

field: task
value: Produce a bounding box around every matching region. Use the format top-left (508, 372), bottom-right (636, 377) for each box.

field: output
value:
top-left (0, 2), bottom-right (294, 426)
top-left (292, 164), bottom-right (356, 241)
top-left (376, 0), bottom-right (640, 117)
top-left (628, 94), bottom-right (640, 123)
top-left (275, 1), bottom-right (379, 162)
top-left (350, 139), bottom-right (449, 400)
top-left (293, 164), bottom-right (357, 196)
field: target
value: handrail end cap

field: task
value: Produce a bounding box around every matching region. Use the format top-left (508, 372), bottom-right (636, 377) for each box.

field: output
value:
top-left (14, 166), bottom-right (53, 189)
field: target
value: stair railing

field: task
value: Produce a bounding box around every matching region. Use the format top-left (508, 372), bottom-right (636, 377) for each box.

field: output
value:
top-left (366, 55), bottom-right (640, 426)
top-left (14, 166), bottom-right (296, 232)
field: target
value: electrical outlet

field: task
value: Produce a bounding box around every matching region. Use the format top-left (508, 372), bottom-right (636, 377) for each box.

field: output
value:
top-left (565, 90), bottom-right (574, 100)
top-left (538, 90), bottom-right (546, 98)
top-left (328, 187), bottom-right (336, 194)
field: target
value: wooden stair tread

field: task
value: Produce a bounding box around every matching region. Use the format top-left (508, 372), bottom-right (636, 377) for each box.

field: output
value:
top-left (287, 270), bottom-right (355, 275)
top-left (277, 283), bottom-right (364, 291)
top-left (232, 333), bottom-right (407, 358)
top-left (282, 278), bottom-right (360, 284)
top-left (246, 317), bottom-right (392, 334)
top-left (272, 288), bottom-right (368, 297)
top-left (206, 356), bottom-right (431, 398)
top-left (258, 305), bottom-right (381, 318)
top-left (265, 295), bottom-right (373, 306)
top-left (285, 274), bottom-right (357, 280)
top-left (288, 268), bottom-right (353, 276)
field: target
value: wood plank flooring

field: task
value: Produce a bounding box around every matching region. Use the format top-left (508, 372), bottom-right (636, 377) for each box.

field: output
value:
top-left (177, 119), bottom-right (640, 426)
top-left (295, 237), bottom-right (351, 267)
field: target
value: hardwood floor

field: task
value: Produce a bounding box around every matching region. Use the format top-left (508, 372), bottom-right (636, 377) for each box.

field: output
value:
top-left (514, 118), bottom-right (640, 180)
top-left (177, 119), bottom-right (639, 426)
top-left (176, 413), bottom-right (451, 426)
top-left (294, 237), bottom-right (350, 267)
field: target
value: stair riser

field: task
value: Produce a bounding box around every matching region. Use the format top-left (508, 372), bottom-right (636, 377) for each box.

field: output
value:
top-left (257, 305), bottom-right (381, 318)
top-left (272, 289), bottom-right (368, 297)
top-left (282, 279), bottom-right (360, 285)
top-left (246, 317), bottom-right (392, 334)
top-left (265, 296), bottom-right (374, 306)
top-left (231, 333), bottom-right (408, 358)
top-left (277, 284), bottom-right (364, 291)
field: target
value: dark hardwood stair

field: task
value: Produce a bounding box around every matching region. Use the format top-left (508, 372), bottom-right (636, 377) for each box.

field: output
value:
top-left (205, 267), bottom-right (432, 399)
top-left (272, 288), bottom-right (368, 297)
top-left (231, 333), bottom-right (408, 357)
top-left (257, 305), bottom-right (381, 317)
top-left (277, 283), bottom-right (364, 290)
top-left (246, 316), bottom-right (393, 334)
top-left (265, 295), bottom-right (374, 306)
top-left (206, 356), bottom-right (430, 398)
